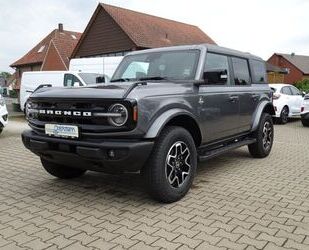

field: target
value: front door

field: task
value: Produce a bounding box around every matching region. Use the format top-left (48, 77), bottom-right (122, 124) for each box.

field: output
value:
top-left (199, 53), bottom-right (240, 143)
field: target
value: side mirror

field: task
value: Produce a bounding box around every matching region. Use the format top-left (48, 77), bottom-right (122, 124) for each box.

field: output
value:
top-left (73, 82), bottom-right (80, 87)
top-left (302, 91), bottom-right (306, 97)
top-left (203, 69), bottom-right (228, 84)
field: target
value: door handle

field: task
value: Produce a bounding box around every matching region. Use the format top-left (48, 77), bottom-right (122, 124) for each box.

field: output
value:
top-left (229, 95), bottom-right (239, 102)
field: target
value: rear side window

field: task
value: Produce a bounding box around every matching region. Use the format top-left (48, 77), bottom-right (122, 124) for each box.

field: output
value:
top-left (281, 86), bottom-right (292, 95)
top-left (231, 57), bottom-right (251, 85)
top-left (251, 60), bottom-right (267, 83)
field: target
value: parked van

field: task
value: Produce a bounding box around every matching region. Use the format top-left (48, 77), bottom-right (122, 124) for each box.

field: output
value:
top-left (20, 71), bottom-right (106, 111)
top-left (69, 56), bottom-right (123, 78)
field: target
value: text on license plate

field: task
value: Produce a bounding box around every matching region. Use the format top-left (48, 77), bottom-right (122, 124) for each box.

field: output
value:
top-left (45, 124), bottom-right (79, 138)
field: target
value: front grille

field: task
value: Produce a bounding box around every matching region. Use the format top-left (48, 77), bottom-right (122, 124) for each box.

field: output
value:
top-left (28, 99), bottom-right (136, 137)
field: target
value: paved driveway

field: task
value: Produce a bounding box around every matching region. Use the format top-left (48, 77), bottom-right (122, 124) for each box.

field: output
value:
top-left (0, 118), bottom-right (308, 249)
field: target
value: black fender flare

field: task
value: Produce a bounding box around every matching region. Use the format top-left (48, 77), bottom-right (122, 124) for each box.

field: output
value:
top-left (144, 108), bottom-right (200, 139)
top-left (251, 101), bottom-right (275, 131)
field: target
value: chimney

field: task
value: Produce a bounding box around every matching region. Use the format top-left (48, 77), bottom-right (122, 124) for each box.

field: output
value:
top-left (58, 23), bottom-right (63, 32)
top-left (291, 52), bottom-right (295, 57)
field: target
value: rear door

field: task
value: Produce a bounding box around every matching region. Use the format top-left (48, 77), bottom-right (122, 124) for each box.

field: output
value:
top-left (230, 57), bottom-right (254, 132)
top-left (199, 52), bottom-right (240, 143)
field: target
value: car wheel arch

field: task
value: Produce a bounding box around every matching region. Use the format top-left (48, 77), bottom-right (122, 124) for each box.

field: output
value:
top-left (144, 109), bottom-right (202, 146)
top-left (251, 101), bottom-right (275, 132)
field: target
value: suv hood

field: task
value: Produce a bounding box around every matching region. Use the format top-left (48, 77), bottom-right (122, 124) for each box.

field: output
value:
top-left (30, 83), bottom-right (134, 100)
top-left (30, 81), bottom-right (194, 101)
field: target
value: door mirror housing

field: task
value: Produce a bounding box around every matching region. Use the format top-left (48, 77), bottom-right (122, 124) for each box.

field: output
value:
top-left (302, 91), bottom-right (306, 97)
top-left (203, 69), bottom-right (228, 84)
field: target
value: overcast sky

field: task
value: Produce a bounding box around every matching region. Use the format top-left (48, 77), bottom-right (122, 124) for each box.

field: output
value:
top-left (1, 0), bottom-right (309, 73)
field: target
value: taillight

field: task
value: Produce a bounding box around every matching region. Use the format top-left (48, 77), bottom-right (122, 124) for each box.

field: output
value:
top-left (301, 107), bottom-right (304, 112)
top-left (273, 93), bottom-right (281, 100)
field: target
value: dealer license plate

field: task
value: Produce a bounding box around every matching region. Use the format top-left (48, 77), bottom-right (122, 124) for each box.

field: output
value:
top-left (45, 124), bottom-right (79, 138)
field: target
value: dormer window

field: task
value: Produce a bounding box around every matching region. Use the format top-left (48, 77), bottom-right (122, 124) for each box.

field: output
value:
top-left (37, 45), bottom-right (45, 53)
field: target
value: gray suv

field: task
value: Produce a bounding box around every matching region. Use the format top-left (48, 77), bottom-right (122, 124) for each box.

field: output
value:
top-left (22, 44), bottom-right (275, 202)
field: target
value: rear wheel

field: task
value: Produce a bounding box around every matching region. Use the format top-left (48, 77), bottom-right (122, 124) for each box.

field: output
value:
top-left (248, 113), bottom-right (274, 158)
top-left (41, 158), bottom-right (86, 179)
top-left (142, 126), bottom-right (197, 203)
top-left (301, 118), bottom-right (309, 127)
top-left (278, 106), bottom-right (289, 124)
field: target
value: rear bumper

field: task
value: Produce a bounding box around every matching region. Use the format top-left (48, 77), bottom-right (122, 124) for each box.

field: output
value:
top-left (21, 130), bottom-right (154, 172)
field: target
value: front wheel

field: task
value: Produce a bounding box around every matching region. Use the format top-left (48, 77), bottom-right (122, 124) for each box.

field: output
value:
top-left (248, 113), bottom-right (274, 158)
top-left (0, 127), bottom-right (3, 135)
top-left (142, 126), bottom-right (197, 203)
top-left (41, 158), bottom-right (86, 179)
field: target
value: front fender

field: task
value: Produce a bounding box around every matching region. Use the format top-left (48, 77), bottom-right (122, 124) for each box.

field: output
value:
top-left (251, 101), bottom-right (275, 131)
top-left (144, 108), bottom-right (197, 138)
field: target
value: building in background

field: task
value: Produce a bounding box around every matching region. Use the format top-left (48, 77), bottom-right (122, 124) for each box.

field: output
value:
top-left (267, 53), bottom-right (309, 84)
top-left (10, 24), bottom-right (81, 90)
top-left (266, 62), bottom-right (288, 83)
top-left (72, 3), bottom-right (216, 58)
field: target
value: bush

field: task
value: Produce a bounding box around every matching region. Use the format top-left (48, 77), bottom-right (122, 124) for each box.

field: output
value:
top-left (295, 79), bottom-right (309, 93)
top-left (9, 89), bottom-right (18, 98)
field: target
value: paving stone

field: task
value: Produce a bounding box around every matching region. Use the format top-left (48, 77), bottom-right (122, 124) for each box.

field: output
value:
top-left (1, 117), bottom-right (309, 250)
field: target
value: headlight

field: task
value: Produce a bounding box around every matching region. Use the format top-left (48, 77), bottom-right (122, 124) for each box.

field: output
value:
top-left (107, 103), bottom-right (128, 127)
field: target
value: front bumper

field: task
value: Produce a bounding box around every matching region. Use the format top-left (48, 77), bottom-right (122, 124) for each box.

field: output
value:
top-left (22, 130), bottom-right (154, 172)
top-left (0, 105), bottom-right (8, 127)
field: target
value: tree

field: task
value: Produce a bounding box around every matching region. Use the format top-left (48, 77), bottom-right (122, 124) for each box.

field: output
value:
top-left (295, 79), bottom-right (309, 93)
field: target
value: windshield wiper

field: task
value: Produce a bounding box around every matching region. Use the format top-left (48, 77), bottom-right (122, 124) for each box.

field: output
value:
top-left (137, 76), bottom-right (168, 81)
top-left (110, 78), bottom-right (132, 82)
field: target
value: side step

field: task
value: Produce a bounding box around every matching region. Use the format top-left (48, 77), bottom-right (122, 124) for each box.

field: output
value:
top-left (198, 138), bottom-right (256, 161)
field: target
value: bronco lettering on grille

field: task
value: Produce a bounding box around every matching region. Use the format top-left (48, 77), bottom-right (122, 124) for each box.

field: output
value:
top-left (38, 110), bottom-right (92, 117)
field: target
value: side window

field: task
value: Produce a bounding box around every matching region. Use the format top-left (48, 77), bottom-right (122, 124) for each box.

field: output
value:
top-left (231, 57), bottom-right (251, 85)
top-left (204, 53), bottom-right (230, 85)
top-left (251, 60), bottom-right (267, 83)
top-left (290, 86), bottom-right (301, 95)
top-left (64, 74), bottom-right (82, 87)
top-left (281, 86), bottom-right (292, 95)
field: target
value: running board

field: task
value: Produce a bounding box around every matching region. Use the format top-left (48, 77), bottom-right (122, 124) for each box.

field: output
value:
top-left (198, 138), bottom-right (256, 161)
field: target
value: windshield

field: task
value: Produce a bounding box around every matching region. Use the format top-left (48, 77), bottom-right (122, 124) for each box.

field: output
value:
top-left (78, 73), bottom-right (108, 84)
top-left (111, 50), bottom-right (200, 82)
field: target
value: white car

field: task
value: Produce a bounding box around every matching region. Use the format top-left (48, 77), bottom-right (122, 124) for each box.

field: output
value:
top-left (301, 94), bottom-right (309, 127)
top-left (269, 84), bottom-right (304, 124)
top-left (20, 71), bottom-right (108, 112)
top-left (0, 94), bottom-right (8, 134)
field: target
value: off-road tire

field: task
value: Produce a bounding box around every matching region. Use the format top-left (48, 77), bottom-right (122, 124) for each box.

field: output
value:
top-left (248, 113), bottom-right (274, 158)
top-left (41, 158), bottom-right (86, 179)
top-left (142, 126), bottom-right (197, 203)
top-left (301, 118), bottom-right (309, 127)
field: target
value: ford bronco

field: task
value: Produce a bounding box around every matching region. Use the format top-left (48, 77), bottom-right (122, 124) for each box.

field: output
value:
top-left (22, 44), bottom-right (275, 202)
